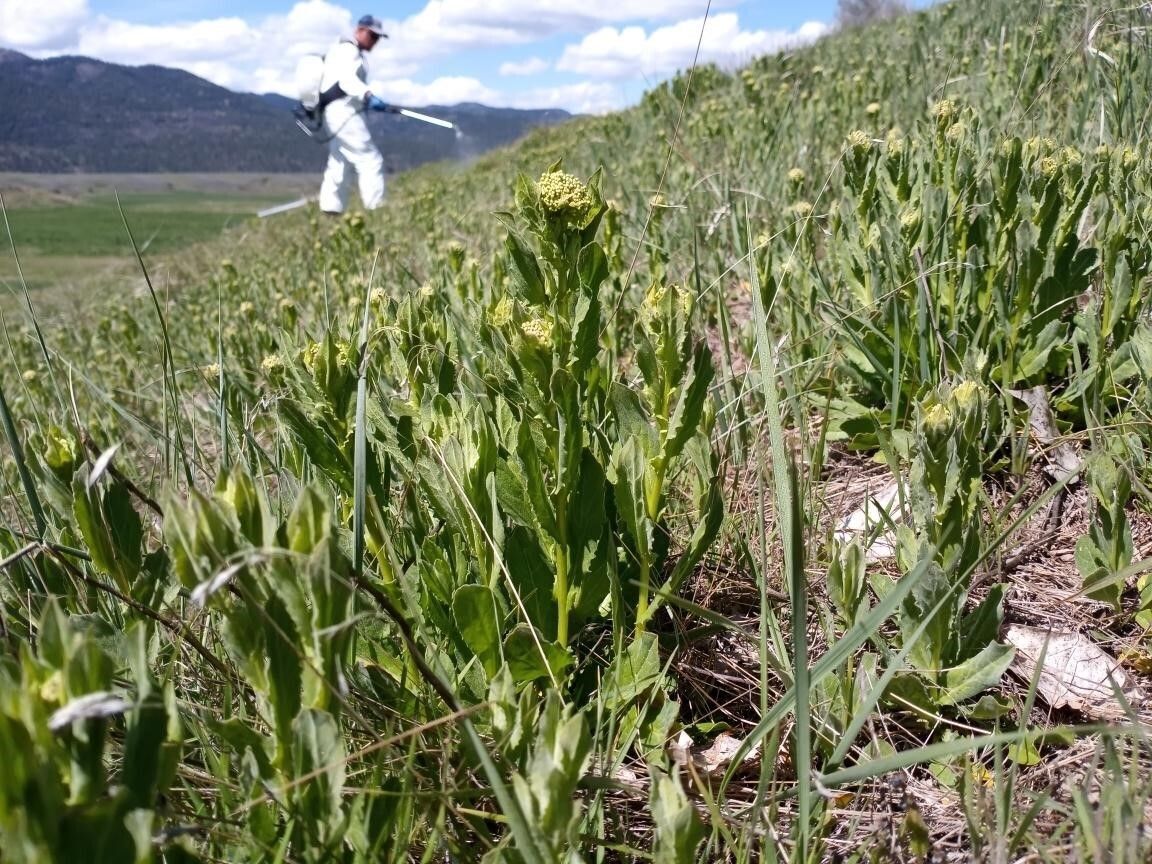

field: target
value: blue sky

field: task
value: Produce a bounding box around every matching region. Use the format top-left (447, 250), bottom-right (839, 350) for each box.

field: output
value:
top-left (0, 1), bottom-right (935, 112)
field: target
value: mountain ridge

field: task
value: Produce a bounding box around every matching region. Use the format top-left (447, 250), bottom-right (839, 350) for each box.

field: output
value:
top-left (0, 50), bottom-right (572, 172)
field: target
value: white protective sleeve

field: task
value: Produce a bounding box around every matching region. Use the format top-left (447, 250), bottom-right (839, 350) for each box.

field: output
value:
top-left (323, 41), bottom-right (370, 102)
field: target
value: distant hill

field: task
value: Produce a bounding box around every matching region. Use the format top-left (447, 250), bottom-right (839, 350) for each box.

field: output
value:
top-left (0, 49), bottom-right (571, 173)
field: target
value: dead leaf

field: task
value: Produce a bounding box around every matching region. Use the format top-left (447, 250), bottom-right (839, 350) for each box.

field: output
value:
top-left (1006, 386), bottom-right (1083, 484)
top-left (1005, 625), bottom-right (1144, 719)
top-left (834, 479), bottom-right (903, 562)
top-left (669, 730), bottom-right (761, 778)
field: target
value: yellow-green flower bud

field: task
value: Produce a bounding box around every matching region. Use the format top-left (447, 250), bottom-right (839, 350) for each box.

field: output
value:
top-left (886, 129), bottom-right (906, 157)
top-left (846, 129), bottom-right (871, 156)
top-left (899, 207), bottom-right (921, 238)
top-left (261, 354), bottom-right (284, 374)
top-left (787, 167), bottom-right (806, 186)
top-left (489, 295), bottom-right (514, 327)
top-left (302, 342), bottom-right (321, 370)
top-left (922, 403), bottom-right (952, 437)
top-left (520, 316), bottom-right (554, 349)
top-left (536, 171), bottom-right (593, 223)
top-left (791, 200), bottom-right (814, 219)
top-left (865, 101), bottom-right (881, 115)
top-left (952, 380), bottom-right (980, 413)
top-left (932, 99), bottom-right (957, 125)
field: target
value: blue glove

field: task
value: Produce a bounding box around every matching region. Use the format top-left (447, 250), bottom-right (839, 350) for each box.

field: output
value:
top-left (366, 95), bottom-right (391, 112)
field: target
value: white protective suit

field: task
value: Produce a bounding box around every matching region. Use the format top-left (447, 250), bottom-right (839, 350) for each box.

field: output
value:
top-left (318, 39), bottom-right (385, 213)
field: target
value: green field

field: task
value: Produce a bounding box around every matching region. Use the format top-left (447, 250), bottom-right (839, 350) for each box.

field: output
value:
top-left (0, 173), bottom-right (316, 296)
top-left (2, 1), bottom-right (1152, 862)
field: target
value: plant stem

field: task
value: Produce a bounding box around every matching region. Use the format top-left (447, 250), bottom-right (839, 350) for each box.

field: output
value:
top-left (555, 496), bottom-right (570, 645)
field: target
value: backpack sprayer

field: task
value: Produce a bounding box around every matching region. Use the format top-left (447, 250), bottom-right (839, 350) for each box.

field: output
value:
top-left (257, 53), bottom-right (456, 218)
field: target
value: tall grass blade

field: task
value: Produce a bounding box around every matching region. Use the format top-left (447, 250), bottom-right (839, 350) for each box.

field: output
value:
top-left (749, 224), bottom-right (811, 855)
top-left (0, 381), bottom-right (47, 538)
top-left (114, 192), bottom-right (193, 485)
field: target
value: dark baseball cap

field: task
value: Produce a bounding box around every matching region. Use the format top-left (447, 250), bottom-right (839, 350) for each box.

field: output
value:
top-left (358, 15), bottom-right (388, 37)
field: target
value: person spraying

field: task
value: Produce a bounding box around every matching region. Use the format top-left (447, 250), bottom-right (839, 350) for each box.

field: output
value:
top-left (278, 17), bottom-right (457, 220)
top-left (315, 14), bottom-right (392, 214)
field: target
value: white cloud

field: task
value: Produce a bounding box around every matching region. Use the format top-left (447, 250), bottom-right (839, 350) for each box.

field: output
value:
top-left (76, 17), bottom-right (254, 65)
top-left (500, 57), bottom-right (550, 76)
top-left (436, 0), bottom-right (742, 34)
top-left (509, 80), bottom-right (626, 114)
top-left (0, 0), bottom-right (833, 113)
top-left (373, 75), bottom-right (504, 107)
top-left (0, 0), bottom-right (88, 50)
top-left (373, 76), bottom-right (626, 114)
top-left (558, 13), bottom-right (829, 79)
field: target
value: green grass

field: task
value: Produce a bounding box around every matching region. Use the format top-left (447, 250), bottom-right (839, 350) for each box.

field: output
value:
top-left (0, 174), bottom-right (316, 294)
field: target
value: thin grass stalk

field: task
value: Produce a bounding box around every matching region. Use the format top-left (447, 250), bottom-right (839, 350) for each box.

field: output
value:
top-left (115, 192), bottom-right (193, 486)
top-left (216, 288), bottom-right (229, 475)
top-left (352, 261), bottom-right (375, 581)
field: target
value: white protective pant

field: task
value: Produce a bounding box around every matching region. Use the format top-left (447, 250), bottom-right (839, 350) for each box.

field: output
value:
top-left (319, 100), bottom-right (386, 213)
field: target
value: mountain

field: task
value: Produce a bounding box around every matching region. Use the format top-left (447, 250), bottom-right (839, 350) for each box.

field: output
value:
top-left (0, 49), bottom-right (571, 173)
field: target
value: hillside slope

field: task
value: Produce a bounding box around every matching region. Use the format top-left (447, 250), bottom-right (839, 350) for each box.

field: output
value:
top-left (3, 0), bottom-right (1152, 861)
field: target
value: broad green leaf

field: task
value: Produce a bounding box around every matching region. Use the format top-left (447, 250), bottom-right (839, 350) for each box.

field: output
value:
top-left (603, 632), bottom-right (663, 709)
top-left (504, 527), bottom-right (558, 637)
top-left (651, 770), bottom-right (704, 864)
top-left (121, 695), bottom-right (168, 810)
top-left (452, 584), bottom-right (504, 678)
top-left (292, 708), bottom-right (345, 826)
top-left (939, 641), bottom-right (1015, 705)
top-left (506, 232), bottom-right (547, 305)
top-left (664, 343), bottom-right (715, 463)
top-left (503, 625), bottom-right (571, 683)
top-left (960, 584), bottom-right (1006, 653)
